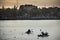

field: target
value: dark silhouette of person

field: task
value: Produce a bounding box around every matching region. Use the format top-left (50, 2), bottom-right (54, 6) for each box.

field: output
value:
top-left (38, 32), bottom-right (49, 37)
top-left (38, 34), bottom-right (43, 37)
top-left (44, 32), bottom-right (49, 36)
top-left (38, 32), bottom-right (44, 37)
top-left (41, 32), bottom-right (45, 35)
top-left (26, 29), bottom-right (31, 34)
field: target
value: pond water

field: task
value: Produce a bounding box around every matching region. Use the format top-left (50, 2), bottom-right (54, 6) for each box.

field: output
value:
top-left (0, 20), bottom-right (60, 40)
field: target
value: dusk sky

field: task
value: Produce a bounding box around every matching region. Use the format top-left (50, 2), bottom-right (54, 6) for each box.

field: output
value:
top-left (0, 0), bottom-right (60, 8)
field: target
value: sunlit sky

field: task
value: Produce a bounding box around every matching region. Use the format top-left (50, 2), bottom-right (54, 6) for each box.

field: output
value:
top-left (0, 0), bottom-right (60, 8)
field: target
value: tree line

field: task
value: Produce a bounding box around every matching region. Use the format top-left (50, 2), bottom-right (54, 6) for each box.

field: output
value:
top-left (0, 4), bottom-right (60, 20)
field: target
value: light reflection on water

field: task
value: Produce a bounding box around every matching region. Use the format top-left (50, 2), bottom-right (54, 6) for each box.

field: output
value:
top-left (0, 20), bottom-right (60, 40)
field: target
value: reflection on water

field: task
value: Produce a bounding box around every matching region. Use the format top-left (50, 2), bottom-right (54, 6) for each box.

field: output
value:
top-left (0, 20), bottom-right (60, 40)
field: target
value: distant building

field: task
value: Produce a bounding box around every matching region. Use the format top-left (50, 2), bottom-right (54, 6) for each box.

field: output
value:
top-left (20, 4), bottom-right (37, 11)
top-left (18, 4), bottom-right (37, 17)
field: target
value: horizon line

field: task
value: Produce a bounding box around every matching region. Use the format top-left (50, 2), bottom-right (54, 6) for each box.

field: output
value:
top-left (0, 5), bottom-right (60, 9)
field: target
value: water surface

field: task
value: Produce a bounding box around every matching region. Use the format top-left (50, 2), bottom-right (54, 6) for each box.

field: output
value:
top-left (0, 20), bottom-right (60, 40)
